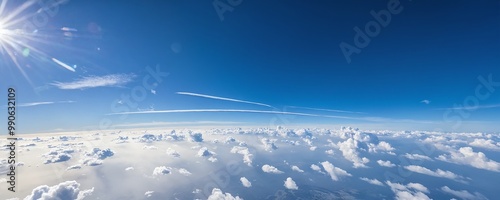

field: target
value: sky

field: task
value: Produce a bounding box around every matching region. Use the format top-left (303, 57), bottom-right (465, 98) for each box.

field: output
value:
top-left (0, 0), bottom-right (499, 134)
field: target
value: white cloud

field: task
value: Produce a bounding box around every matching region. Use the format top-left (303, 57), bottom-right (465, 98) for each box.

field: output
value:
top-left (441, 186), bottom-right (487, 200)
top-left (230, 146), bottom-right (254, 166)
top-left (197, 147), bottom-right (215, 157)
top-left (240, 177), bottom-right (252, 188)
top-left (284, 177), bottom-right (298, 190)
top-left (386, 181), bottom-right (430, 200)
top-left (178, 168), bottom-right (192, 176)
top-left (310, 164), bottom-right (324, 174)
top-left (404, 153), bottom-right (433, 161)
top-left (189, 132), bottom-right (204, 142)
top-left (404, 165), bottom-right (466, 183)
top-left (166, 148), bottom-right (180, 158)
top-left (437, 147), bottom-right (500, 172)
top-left (291, 165), bottom-right (304, 173)
top-left (262, 164), bottom-right (284, 174)
top-left (125, 167), bottom-right (134, 171)
top-left (377, 160), bottom-right (396, 168)
top-left (51, 74), bottom-right (134, 90)
top-left (207, 188), bottom-right (243, 200)
top-left (325, 149), bottom-right (335, 155)
top-left (337, 138), bottom-right (370, 168)
top-left (144, 191), bottom-right (154, 198)
top-left (24, 181), bottom-right (94, 200)
top-left (43, 148), bottom-right (75, 164)
top-left (152, 166), bottom-right (172, 176)
top-left (52, 58), bottom-right (76, 72)
top-left (359, 177), bottom-right (384, 186)
top-left (17, 101), bottom-right (75, 107)
top-left (421, 100), bottom-right (431, 104)
top-left (469, 138), bottom-right (500, 150)
top-left (320, 161), bottom-right (351, 181)
top-left (66, 165), bottom-right (81, 170)
top-left (80, 148), bottom-right (114, 166)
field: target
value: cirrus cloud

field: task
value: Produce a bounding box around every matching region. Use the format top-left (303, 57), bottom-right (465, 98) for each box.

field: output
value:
top-left (51, 74), bottom-right (134, 90)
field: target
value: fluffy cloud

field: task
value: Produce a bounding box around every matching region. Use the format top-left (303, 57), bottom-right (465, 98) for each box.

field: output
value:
top-left (291, 165), bottom-right (304, 173)
top-left (469, 139), bottom-right (500, 151)
top-left (24, 181), bottom-right (94, 200)
top-left (377, 160), bottom-right (396, 168)
top-left (437, 147), bottom-right (500, 172)
top-left (404, 165), bottom-right (466, 183)
top-left (197, 147), bottom-right (215, 157)
top-left (166, 148), bottom-right (180, 158)
top-left (337, 138), bottom-right (370, 168)
top-left (441, 186), bottom-right (487, 200)
top-left (262, 164), bottom-right (284, 174)
top-left (144, 191), bottom-right (154, 198)
top-left (386, 181), bottom-right (430, 200)
top-left (66, 165), bottom-right (82, 170)
top-left (240, 177), bottom-right (252, 188)
top-left (320, 161), bottom-right (351, 181)
top-left (230, 146), bottom-right (254, 166)
top-left (153, 166), bottom-right (172, 176)
top-left (359, 177), bottom-right (384, 186)
top-left (51, 74), bottom-right (134, 90)
top-left (81, 148), bottom-right (114, 166)
top-left (43, 148), bottom-right (74, 164)
top-left (404, 153), bottom-right (433, 161)
top-left (207, 188), bottom-right (243, 200)
top-left (261, 138), bottom-right (278, 151)
top-left (178, 168), bottom-right (192, 176)
top-left (310, 164), bottom-right (324, 174)
top-left (284, 177), bottom-right (298, 190)
top-left (189, 132), bottom-right (204, 142)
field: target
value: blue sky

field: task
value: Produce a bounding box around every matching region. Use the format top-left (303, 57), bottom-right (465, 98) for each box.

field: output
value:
top-left (1, 0), bottom-right (499, 134)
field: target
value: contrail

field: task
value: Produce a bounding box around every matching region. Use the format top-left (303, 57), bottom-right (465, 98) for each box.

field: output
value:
top-left (52, 58), bottom-right (75, 72)
top-left (285, 106), bottom-right (365, 114)
top-left (177, 92), bottom-right (272, 108)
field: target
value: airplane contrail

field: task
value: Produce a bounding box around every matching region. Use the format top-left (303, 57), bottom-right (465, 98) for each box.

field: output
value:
top-left (52, 58), bottom-right (75, 72)
top-left (177, 92), bottom-right (272, 108)
top-left (285, 106), bottom-right (365, 114)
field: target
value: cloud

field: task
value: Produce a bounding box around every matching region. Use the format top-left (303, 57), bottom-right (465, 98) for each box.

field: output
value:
top-left (178, 168), bottom-right (192, 176)
top-left (125, 167), bottom-right (134, 171)
top-left (469, 138), bottom-right (500, 151)
top-left (197, 147), bottom-right (215, 157)
top-left (386, 181), bottom-right (430, 200)
top-left (207, 188), bottom-right (243, 200)
top-left (320, 161), bottom-right (352, 181)
top-left (43, 148), bottom-right (75, 164)
top-left (166, 148), bottom-right (180, 158)
top-left (291, 165), bottom-right (304, 173)
top-left (438, 103), bottom-right (500, 111)
top-left (17, 101), bottom-right (75, 107)
top-left (240, 177), bottom-right (252, 188)
top-left (284, 177), bottom-right (298, 190)
top-left (359, 177), bottom-right (384, 186)
top-left (51, 74), bottom-right (134, 90)
top-left (420, 100), bottom-right (431, 104)
top-left (144, 191), bottom-right (154, 198)
top-left (404, 165), bottom-right (467, 183)
top-left (441, 186), bottom-right (488, 200)
top-left (152, 166), bottom-right (172, 176)
top-left (80, 148), bottom-right (115, 166)
top-left (66, 165), bottom-right (81, 170)
top-left (230, 146), bottom-right (254, 166)
top-left (24, 181), bottom-right (94, 200)
top-left (404, 153), bottom-right (433, 161)
top-left (177, 91), bottom-right (272, 107)
top-left (437, 147), bottom-right (500, 172)
top-left (337, 138), bottom-right (370, 168)
top-left (310, 164), bottom-right (324, 174)
top-left (262, 164), bottom-right (284, 174)
top-left (189, 132), bottom-right (204, 142)
top-left (285, 105), bottom-right (365, 114)
top-left (377, 160), bottom-right (396, 168)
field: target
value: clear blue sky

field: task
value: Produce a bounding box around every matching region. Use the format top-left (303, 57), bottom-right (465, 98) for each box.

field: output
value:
top-left (1, 0), bottom-right (499, 134)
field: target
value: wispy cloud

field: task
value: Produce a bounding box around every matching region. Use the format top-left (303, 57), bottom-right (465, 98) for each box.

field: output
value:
top-left (285, 105), bottom-right (365, 114)
top-left (420, 100), bottom-right (431, 105)
top-left (52, 58), bottom-right (76, 72)
top-left (51, 74), bottom-right (134, 90)
top-left (437, 103), bottom-right (500, 111)
top-left (113, 121), bottom-right (245, 128)
top-left (176, 92), bottom-right (272, 107)
top-left (17, 101), bottom-right (75, 107)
